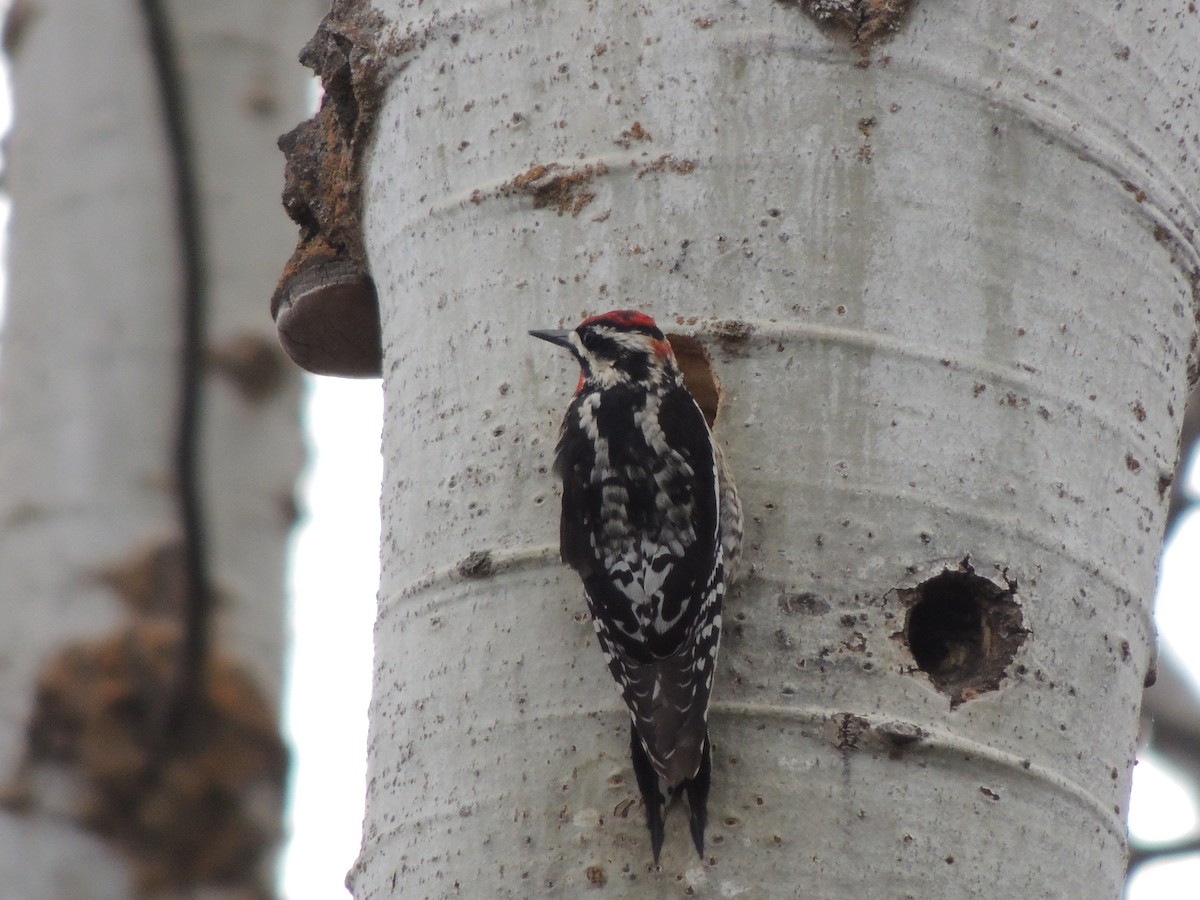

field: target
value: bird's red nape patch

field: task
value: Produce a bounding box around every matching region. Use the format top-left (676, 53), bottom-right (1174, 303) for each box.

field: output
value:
top-left (652, 338), bottom-right (675, 361)
top-left (582, 309), bottom-right (660, 332)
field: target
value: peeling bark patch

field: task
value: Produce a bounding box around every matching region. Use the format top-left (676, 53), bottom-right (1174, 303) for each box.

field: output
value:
top-left (2, 625), bottom-right (287, 898)
top-left (898, 564), bottom-right (1025, 707)
top-left (458, 550), bottom-right (495, 579)
top-left (495, 162), bottom-right (610, 216)
top-left (637, 154), bottom-right (697, 177)
top-left (782, 0), bottom-right (913, 48)
top-left (273, 0), bottom-right (395, 377)
top-left (822, 716), bottom-right (928, 756)
top-left (475, 155), bottom-right (694, 217)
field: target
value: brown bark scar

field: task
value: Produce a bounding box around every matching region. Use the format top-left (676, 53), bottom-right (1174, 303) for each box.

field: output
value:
top-left (491, 162), bottom-right (612, 217)
top-left (783, 0), bottom-right (914, 49)
top-left (2, 625), bottom-right (287, 898)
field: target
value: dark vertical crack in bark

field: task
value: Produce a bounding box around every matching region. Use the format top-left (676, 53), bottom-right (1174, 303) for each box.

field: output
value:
top-left (137, 0), bottom-right (213, 747)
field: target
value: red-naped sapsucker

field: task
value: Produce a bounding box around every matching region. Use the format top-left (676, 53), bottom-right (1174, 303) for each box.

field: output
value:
top-left (531, 309), bottom-right (742, 863)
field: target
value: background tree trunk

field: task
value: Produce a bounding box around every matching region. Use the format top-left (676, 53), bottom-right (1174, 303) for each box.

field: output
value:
top-left (355, 1), bottom-right (1199, 896)
top-left (0, 0), bottom-right (317, 895)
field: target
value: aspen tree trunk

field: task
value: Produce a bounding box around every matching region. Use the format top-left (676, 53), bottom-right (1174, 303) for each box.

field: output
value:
top-left (355, 1), bottom-right (1200, 896)
top-left (0, 0), bottom-right (315, 895)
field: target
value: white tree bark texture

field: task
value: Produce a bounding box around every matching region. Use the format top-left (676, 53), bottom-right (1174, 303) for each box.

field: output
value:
top-left (0, 0), bottom-right (316, 895)
top-left (358, 1), bottom-right (1199, 897)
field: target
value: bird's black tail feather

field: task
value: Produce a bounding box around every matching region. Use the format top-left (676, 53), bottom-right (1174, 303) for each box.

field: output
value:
top-left (682, 735), bottom-right (711, 858)
top-left (629, 724), bottom-right (665, 863)
top-left (630, 725), bottom-right (712, 863)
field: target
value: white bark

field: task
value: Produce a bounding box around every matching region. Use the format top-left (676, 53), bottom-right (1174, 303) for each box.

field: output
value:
top-left (167, 0), bottom-right (318, 698)
top-left (0, 0), bottom-right (316, 895)
top-left (359, 1), bottom-right (1199, 896)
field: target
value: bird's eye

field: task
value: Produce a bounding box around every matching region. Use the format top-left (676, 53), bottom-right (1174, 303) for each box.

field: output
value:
top-left (580, 329), bottom-right (601, 351)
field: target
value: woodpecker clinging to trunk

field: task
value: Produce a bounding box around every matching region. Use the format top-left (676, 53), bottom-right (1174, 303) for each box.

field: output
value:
top-left (531, 309), bottom-right (742, 863)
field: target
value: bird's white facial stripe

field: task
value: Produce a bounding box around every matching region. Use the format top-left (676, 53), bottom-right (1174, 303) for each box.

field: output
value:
top-left (572, 325), bottom-right (669, 388)
top-left (578, 394), bottom-right (608, 476)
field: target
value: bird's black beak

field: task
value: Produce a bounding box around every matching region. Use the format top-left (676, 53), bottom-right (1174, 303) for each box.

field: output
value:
top-left (529, 329), bottom-right (575, 351)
